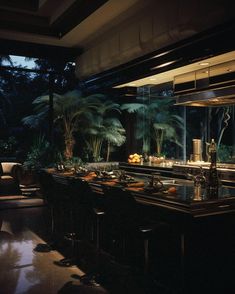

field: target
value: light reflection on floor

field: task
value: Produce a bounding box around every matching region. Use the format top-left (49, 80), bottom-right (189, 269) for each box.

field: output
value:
top-left (0, 205), bottom-right (87, 294)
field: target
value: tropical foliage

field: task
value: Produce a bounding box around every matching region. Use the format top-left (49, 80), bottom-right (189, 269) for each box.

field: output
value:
top-left (1, 53), bottom-right (234, 165)
top-left (23, 134), bottom-right (51, 171)
top-left (0, 136), bottom-right (17, 156)
top-left (121, 97), bottom-right (184, 156)
top-left (83, 99), bottom-right (125, 161)
top-left (217, 144), bottom-right (233, 162)
top-left (206, 106), bottom-right (234, 162)
top-left (22, 91), bottom-right (126, 161)
top-left (22, 90), bottom-right (102, 159)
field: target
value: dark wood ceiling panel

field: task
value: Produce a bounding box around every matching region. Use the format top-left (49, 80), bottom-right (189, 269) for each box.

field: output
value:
top-left (0, 38), bottom-right (82, 61)
top-left (0, 0), bottom-right (39, 12)
top-left (51, 0), bottom-right (109, 37)
top-left (0, 10), bottom-right (57, 37)
top-left (0, 9), bottom-right (48, 25)
top-left (0, 0), bottom-right (109, 38)
top-left (0, 21), bottom-right (58, 37)
top-left (37, 0), bottom-right (74, 17)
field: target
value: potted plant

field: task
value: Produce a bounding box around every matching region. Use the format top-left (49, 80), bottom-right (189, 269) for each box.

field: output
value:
top-left (21, 134), bottom-right (51, 186)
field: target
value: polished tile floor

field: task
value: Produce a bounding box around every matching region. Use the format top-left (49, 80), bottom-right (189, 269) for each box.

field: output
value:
top-left (0, 198), bottom-right (176, 294)
top-left (0, 201), bottom-right (109, 294)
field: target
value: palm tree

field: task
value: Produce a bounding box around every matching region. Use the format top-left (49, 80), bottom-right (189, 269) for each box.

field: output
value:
top-left (121, 97), bottom-right (184, 156)
top-left (83, 100), bottom-right (125, 162)
top-left (103, 117), bottom-right (126, 162)
top-left (0, 55), bottom-right (17, 95)
top-left (32, 58), bottom-right (77, 91)
top-left (84, 115), bottom-right (125, 162)
top-left (0, 91), bottom-right (9, 128)
top-left (22, 90), bottom-right (102, 159)
top-left (0, 55), bottom-right (14, 128)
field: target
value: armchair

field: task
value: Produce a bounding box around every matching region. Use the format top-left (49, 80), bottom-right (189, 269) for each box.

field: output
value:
top-left (0, 162), bottom-right (23, 195)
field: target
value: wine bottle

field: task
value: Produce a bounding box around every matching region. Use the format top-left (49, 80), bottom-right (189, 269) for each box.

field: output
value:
top-left (207, 139), bottom-right (219, 198)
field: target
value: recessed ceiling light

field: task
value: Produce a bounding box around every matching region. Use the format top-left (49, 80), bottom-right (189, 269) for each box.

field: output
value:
top-left (151, 51), bottom-right (170, 59)
top-left (198, 62), bottom-right (210, 66)
top-left (151, 60), bottom-right (178, 69)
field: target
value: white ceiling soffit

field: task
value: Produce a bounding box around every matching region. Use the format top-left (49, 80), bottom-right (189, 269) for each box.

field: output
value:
top-left (114, 51), bottom-right (235, 88)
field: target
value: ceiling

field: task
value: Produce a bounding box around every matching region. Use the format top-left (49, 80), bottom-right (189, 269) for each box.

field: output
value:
top-left (0, 0), bottom-right (234, 85)
top-left (0, 0), bottom-right (146, 60)
top-left (114, 50), bottom-right (235, 88)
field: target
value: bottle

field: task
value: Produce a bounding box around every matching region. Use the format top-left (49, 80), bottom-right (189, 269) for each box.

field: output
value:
top-left (194, 167), bottom-right (206, 200)
top-left (207, 139), bottom-right (219, 198)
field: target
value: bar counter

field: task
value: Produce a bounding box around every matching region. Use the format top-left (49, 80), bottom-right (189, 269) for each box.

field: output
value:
top-left (45, 167), bottom-right (235, 218)
top-left (43, 168), bottom-right (235, 293)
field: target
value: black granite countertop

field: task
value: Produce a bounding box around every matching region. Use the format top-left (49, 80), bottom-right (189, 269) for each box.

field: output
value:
top-left (46, 168), bottom-right (235, 217)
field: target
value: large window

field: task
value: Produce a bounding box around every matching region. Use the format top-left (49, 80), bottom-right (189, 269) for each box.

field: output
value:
top-left (128, 84), bottom-right (235, 163)
top-left (0, 55), bottom-right (76, 162)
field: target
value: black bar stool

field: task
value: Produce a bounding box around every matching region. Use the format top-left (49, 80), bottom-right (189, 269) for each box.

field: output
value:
top-left (70, 177), bottom-right (98, 243)
top-left (52, 175), bottom-right (105, 266)
top-left (102, 185), bottom-right (169, 274)
top-left (34, 170), bottom-right (58, 252)
top-left (52, 174), bottom-right (80, 266)
top-left (85, 182), bottom-right (106, 250)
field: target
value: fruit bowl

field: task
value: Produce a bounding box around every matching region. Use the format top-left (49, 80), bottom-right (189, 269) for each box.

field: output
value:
top-left (128, 153), bottom-right (142, 163)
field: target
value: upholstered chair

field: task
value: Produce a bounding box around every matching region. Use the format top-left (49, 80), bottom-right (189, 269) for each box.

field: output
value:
top-left (0, 162), bottom-right (23, 195)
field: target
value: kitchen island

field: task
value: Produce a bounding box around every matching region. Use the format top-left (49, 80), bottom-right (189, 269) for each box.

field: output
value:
top-left (43, 168), bottom-right (235, 293)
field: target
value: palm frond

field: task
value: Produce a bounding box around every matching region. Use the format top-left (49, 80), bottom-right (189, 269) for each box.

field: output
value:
top-left (22, 114), bottom-right (43, 128)
top-left (121, 103), bottom-right (146, 113)
top-left (104, 117), bottom-right (123, 127)
top-left (104, 130), bottom-right (126, 146)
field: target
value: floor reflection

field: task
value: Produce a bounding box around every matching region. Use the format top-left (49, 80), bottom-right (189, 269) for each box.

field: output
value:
top-left (0, 205), bottom-right (86, 294)
top-left (0, 200), bottom-right (153, 294)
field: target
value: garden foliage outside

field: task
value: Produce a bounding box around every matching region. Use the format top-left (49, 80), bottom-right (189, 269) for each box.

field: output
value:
top-left (22, 90), bottom-right (126, 166)
top-left (1, 54), bottom-right (234, 170)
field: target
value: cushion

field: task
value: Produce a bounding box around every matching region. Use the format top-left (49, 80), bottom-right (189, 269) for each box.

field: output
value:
top-left (1, 162), bottom-right (22, 175)
top-left (0, 175), bottom-right (15, 185)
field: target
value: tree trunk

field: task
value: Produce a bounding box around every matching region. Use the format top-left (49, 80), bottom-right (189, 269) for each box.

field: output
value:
top-left (106, 142), bottom-right (110, 162)
top-left (64, 136), bottom-right (75, 159)
top-left (155, 129), bottom-right (164, 156)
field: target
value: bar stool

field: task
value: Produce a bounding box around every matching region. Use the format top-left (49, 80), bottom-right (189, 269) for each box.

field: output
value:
top-left (34, 170), bottom-right (58, 252)
top-left (53, 176), bottom-right (105, 266)
top-left (92, 207), bottom-right (105, 249)
top-left (102, 185), bottom-right (169, 274)
top-left (52, 174), bottom-right (80, 266)
top-left (85, 182), bottom-right (106, 250)
top-left (70, 177), bottom-right (97, 242)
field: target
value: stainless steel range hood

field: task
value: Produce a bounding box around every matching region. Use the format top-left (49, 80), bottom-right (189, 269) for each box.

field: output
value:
top-left (174, 60), bottom-right (235, 106)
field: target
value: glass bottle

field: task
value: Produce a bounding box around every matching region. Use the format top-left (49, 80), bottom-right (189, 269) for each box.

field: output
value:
top-left (207, 139), bottom-right (219, 198)
top-left (194, 167), bottom-right (206, 200)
